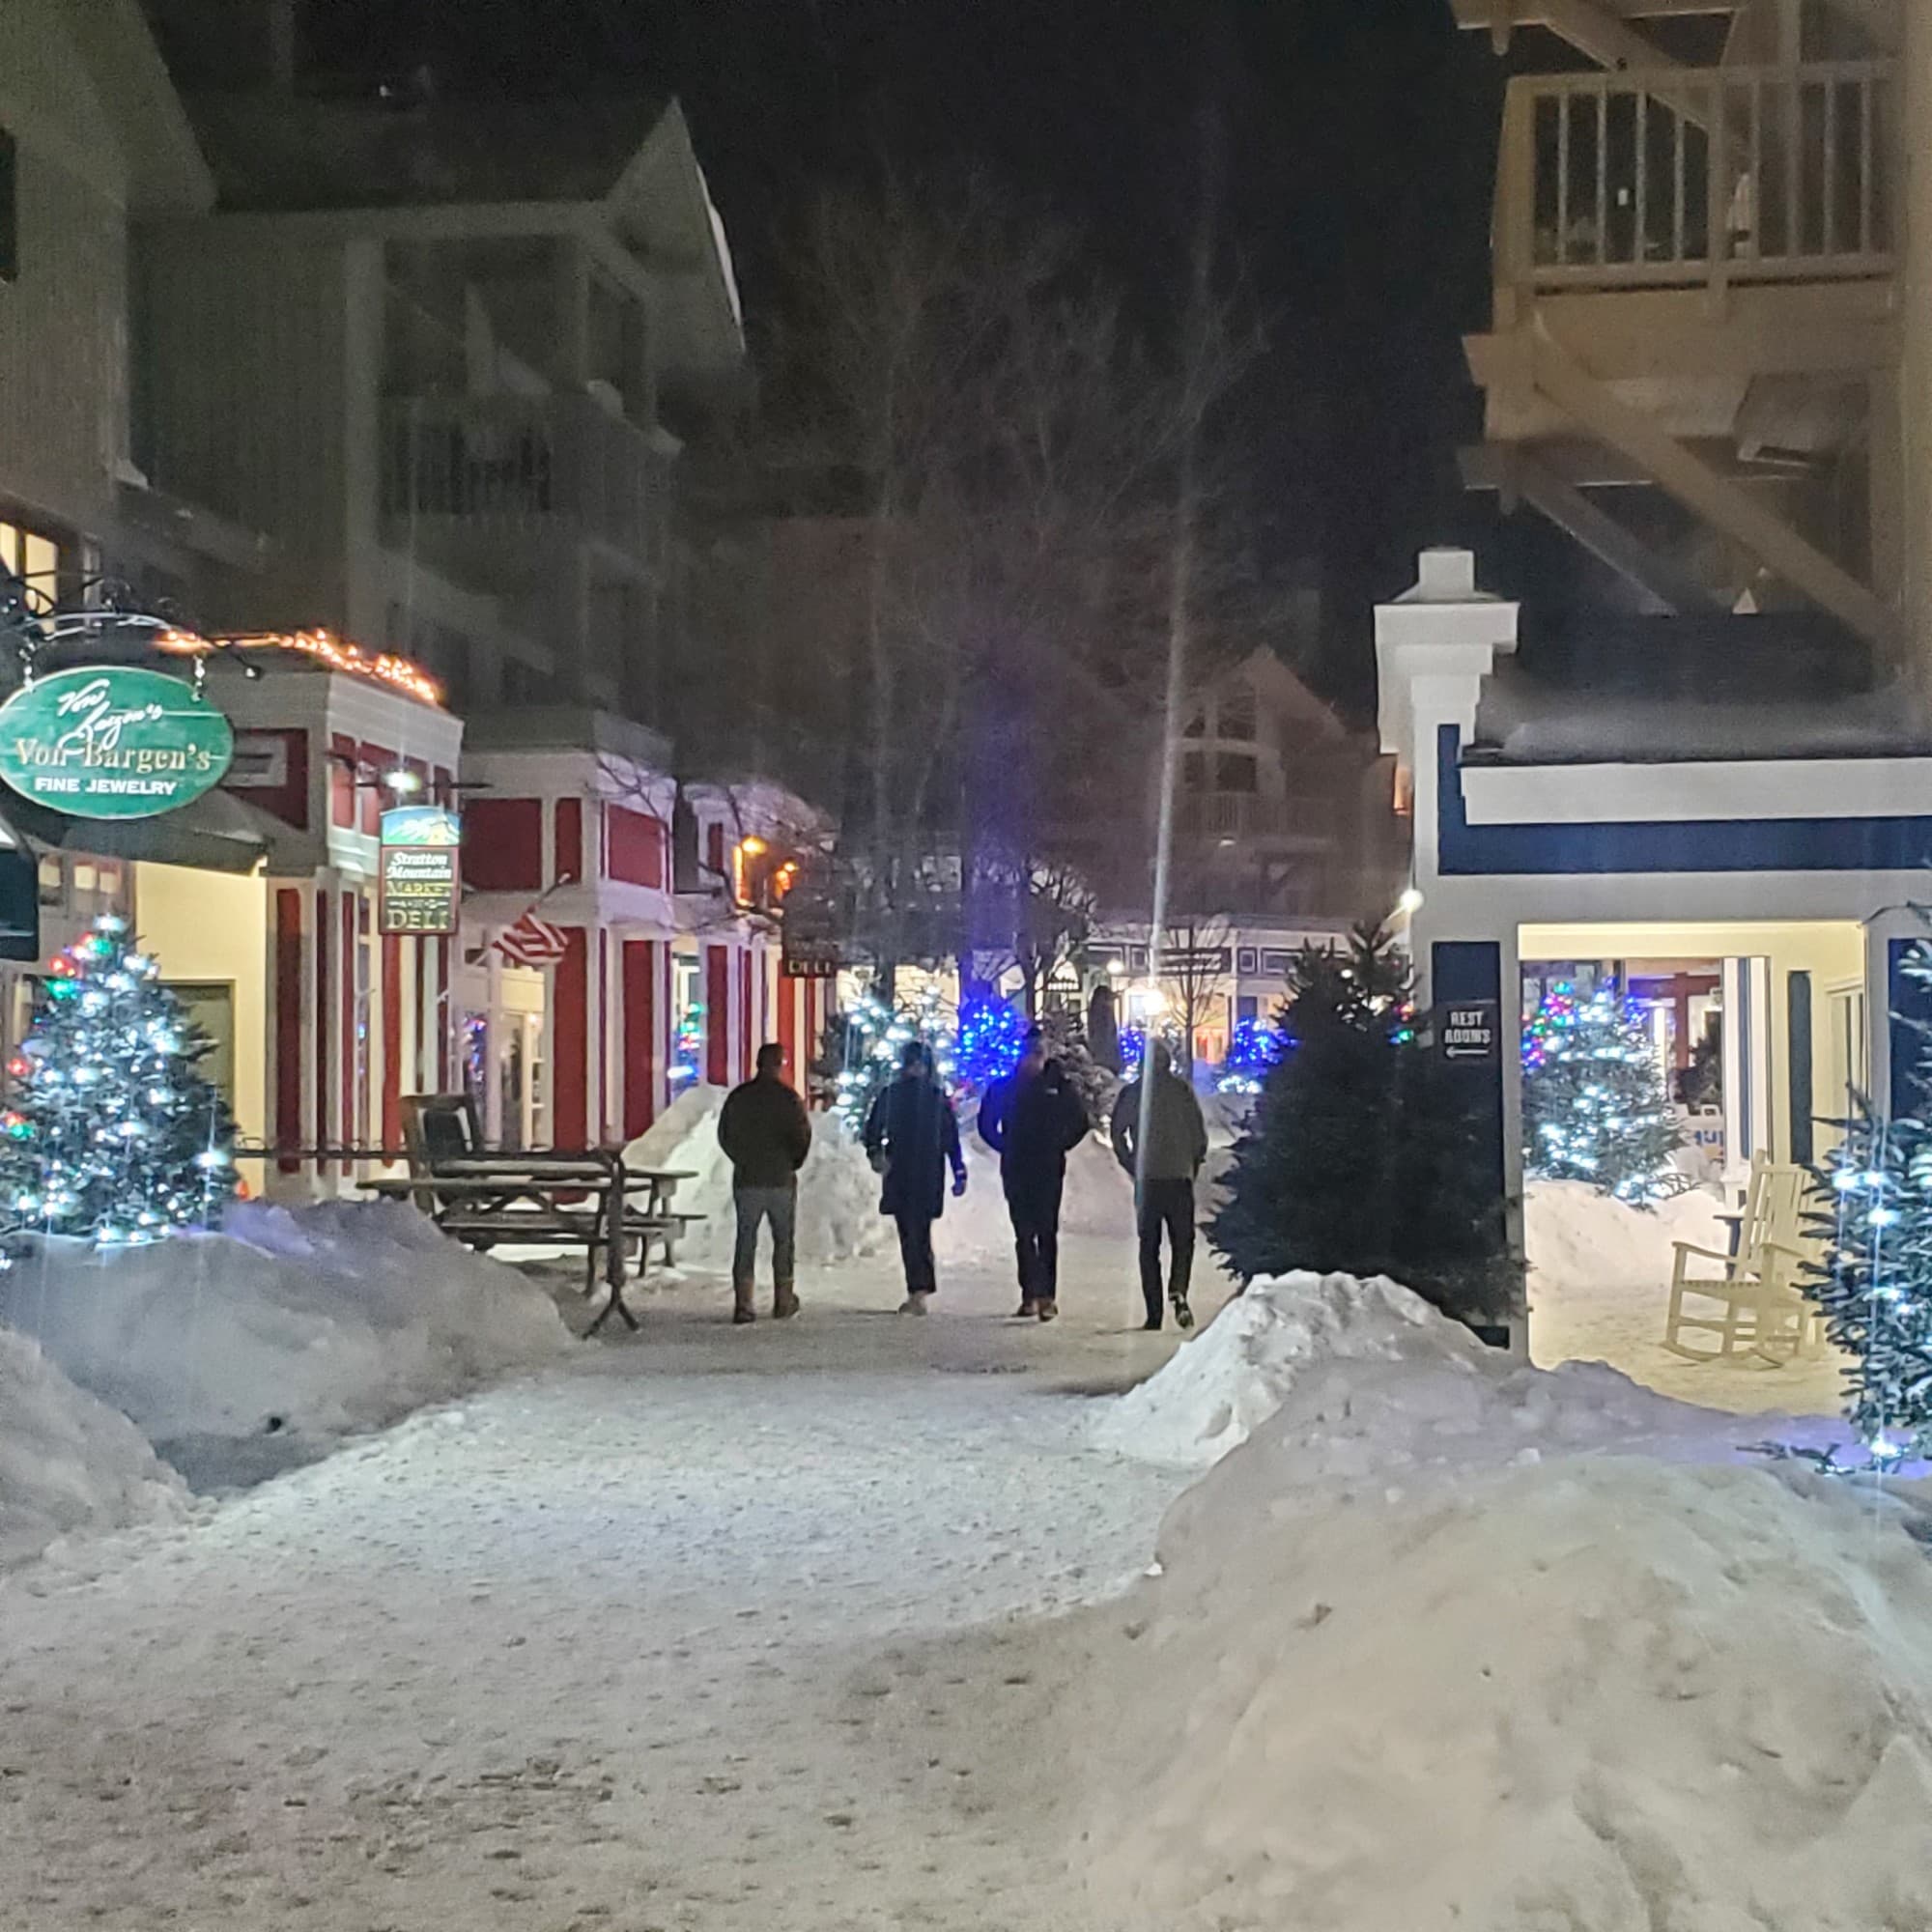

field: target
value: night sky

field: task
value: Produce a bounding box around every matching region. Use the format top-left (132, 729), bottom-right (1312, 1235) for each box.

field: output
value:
top-left (301, 0), bottom-right (1534, 720)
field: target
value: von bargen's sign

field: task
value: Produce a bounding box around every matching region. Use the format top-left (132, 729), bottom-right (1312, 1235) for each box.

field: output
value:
top-left (0, 667), bottom-right (234, 820)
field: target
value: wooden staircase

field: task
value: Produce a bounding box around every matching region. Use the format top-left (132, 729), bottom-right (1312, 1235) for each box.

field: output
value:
top-left (1457, 1), bottom-right (1902, 652)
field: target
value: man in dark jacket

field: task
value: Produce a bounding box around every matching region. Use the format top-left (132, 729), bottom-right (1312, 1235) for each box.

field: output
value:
top-left (979, 1029), bottom-right (1090, 1321)
top-left (1111, 1040), bottom-right (1209, 1331)
top-left (864, 1040), bottom-right (968, 1314)
top-left (718, 1041), bottom-right (813, 1324)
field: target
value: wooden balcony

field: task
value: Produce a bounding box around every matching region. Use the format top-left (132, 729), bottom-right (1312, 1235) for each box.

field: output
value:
top-left (380, 394), bottom-right (669, 593)
top-left (1492, 60), bottom-right (1898, 310)
top-left (1467, 57), bottom-right (1903, 646)
top-left (1177, 792), bottom-right (1334, 847)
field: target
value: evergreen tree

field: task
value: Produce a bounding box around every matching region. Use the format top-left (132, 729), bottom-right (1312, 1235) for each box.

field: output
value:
top-left (1209, 924), bottom-right (1510, 1322)
top-left (1521, 980), bottom-right (1685, 1204)
top-left (0, 916), bottom-right (238, 1244)
top-left (1806, 938), bottom-right (1932, 1461)
top-left (1087, 981), bottom-right (1122, 1075)
top-left (829, 987), bottom-right (955, 1136)
top-left (1041, 1006), bottom-right (1117, 1130)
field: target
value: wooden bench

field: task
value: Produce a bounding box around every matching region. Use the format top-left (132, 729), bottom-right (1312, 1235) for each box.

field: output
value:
top-left (358, 1095), bottom-right (700, 1332)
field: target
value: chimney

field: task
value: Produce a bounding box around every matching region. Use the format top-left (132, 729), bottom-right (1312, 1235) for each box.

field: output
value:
top-left (1411, 548), bottom-right (1479, 603)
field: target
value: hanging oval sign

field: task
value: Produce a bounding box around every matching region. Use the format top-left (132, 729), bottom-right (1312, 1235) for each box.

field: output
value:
top-left (0, 667), bottom-right (235, 820)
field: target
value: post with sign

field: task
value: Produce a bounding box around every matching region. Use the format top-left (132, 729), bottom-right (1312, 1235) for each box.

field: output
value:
top-left (380, 805), bottom-right (461, 935)
top-left (1431, 942), bottom-right (1520, 1346)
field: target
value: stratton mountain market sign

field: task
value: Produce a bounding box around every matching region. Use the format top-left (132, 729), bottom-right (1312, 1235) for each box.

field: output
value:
top-left (0, 667), bottom-right (235, 820)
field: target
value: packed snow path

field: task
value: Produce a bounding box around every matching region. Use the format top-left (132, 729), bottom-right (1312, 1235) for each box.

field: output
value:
top-left (0, 1236), bottom-right (1227, 1930)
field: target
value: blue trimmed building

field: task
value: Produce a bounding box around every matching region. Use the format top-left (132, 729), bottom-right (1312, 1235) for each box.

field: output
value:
top-left (1378, 549), bottom-right (1932, 1342)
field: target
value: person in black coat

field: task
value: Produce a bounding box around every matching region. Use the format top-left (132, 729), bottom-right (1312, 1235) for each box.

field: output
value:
top-left (864, 1040), bottom-right (967, 1314)
top-left (978, 1029), bottom-right (1090, 1321)
top-left (718, 1041), bottom-right (813, 1324)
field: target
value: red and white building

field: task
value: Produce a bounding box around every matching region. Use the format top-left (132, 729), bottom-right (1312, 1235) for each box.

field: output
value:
top-left (456, 716), bottom-right (833, 1156)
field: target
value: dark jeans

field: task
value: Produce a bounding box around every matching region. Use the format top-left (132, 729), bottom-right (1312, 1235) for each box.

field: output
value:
top-left (1138, 1178), bottom-right (1196, 1324)
top-left (1006, 1170), bottom-right (1065, 1303)
top-left (733, 1183), bottom-right (797, 1290)
top-left (895, 1211), bottom-right (937, 1294)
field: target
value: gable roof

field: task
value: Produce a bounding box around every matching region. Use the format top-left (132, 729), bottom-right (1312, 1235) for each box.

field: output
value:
top-left (1198, 647), bottom-right (1355, 745)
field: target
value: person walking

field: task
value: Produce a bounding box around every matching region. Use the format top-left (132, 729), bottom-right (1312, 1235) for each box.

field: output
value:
top-left (1111, 1040), bottom-right (1208, 1331)
top-left (865, 1040), bottom-right (967, 1314)
top-left (718, 1041), bottom-right (812, 1324)
top-left (978, 1029), bottom-right (1090, 1321)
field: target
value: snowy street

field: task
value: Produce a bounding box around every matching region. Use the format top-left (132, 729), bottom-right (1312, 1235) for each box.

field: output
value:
top-left (0, 1236), bottom-right (1225, 1931)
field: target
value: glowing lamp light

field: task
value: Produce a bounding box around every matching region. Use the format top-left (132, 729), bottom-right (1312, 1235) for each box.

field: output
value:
top-left (739, 836), bottom-right (768, 857)
top-left (1396, 887), bottom-right (1425, 917)
top-left (384, 768), bottom-right (424, 796)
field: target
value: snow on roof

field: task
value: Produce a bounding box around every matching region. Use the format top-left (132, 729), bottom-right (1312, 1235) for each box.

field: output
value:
top-left (1474, 660), bottom-right (1932, 765)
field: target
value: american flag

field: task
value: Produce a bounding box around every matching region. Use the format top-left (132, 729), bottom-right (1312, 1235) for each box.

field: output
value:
top-left (493, 906), bottom-right (570, 969)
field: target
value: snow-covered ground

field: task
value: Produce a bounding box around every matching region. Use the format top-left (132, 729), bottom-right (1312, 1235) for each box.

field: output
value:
top-left (1526, 1178), bottom-right (1853, 1414)
top-left (0, 1234), bottom-right (1224, 1931)
top-left (1, 1210), bottom-right (1911, 1932)
top-left (0, 1327), bottom-right (186, 1572)
top-left (0, 1201), bottom-right (571, 1487)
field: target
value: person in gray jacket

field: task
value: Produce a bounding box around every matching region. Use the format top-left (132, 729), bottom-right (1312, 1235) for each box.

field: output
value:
top-left (1110, 1041), bottom-right (1208, 1331)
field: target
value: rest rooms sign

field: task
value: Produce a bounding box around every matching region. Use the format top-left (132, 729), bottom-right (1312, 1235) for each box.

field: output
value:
top-left (0, 667), bottom-right (234, 819)
top-left (380, 805), bottom-right (460, 935)
top-left (1439, 1000), bottom-right (1500, 1064)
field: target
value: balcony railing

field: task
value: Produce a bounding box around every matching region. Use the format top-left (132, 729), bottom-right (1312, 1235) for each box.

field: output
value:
top-left (381, 393), bottom-right (668, 579)
top-left (1178, 793), bottom-right (1334, 843)
top-left (1494, 60), bottom-right (1898, 298)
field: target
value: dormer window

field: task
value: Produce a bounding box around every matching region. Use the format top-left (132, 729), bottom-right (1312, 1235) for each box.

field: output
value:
top-left (1217, 682), bottom-right (1257, 743)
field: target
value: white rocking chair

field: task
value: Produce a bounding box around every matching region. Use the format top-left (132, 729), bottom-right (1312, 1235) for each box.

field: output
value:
top-left (1663, 1152), bottom-right (1826, 1365)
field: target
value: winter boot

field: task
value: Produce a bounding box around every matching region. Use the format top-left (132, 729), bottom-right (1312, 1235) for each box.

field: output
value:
top-left (1036, 1299), bottom-right (1059, 1322)
top-left (1171, 1291), bottom-right (1194, 1332)
top-left (773, 1281), bottom-right (800, 1321)
top-left (898, 1291), bottom-right (932, 1316)
top-left (1013, 1298), bottom-right (1038, 1320)
top-left (732, 1278), bottom-right (756, 1325)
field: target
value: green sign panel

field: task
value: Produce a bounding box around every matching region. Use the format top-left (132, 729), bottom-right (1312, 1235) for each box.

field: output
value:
top-left (380, 804), bottom-right (461, 935)
top-left (0, 667), bottom-right (234, 820)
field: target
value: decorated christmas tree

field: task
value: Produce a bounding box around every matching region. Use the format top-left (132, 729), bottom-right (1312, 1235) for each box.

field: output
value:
top-left (1806, 939), bottom-right (1932, 1462)
top-left (1209, 924), bottom-right (1509, 1322)
top-left (1521, 980), bottom-right (1685, 1205)
top-left (0, 917), bottom-right (239, 1244)
top-left (1218, 1014), bottom-right (1287, 1095)
top-left (1040, 1006), bottom-right (1116, 1129)
top-left (829, 986), bottom-right (956, 1135)
top-left (954, 995), bottom-right (1030, 1091)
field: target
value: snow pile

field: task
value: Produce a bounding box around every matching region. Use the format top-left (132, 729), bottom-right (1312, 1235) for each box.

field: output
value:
top-left (940, 1130), bottom-right (1135, 1259)
top-left (1094, 1270), bottom-right (1492, 1468)
top-left (0, 1199), bottom-right (571, 1451)
top-left (625, 1086), bottom-right (889, 1271)
top-left (1088, 1453), bottom-right (1932, 1931)
top-left (0, 1326), bottom-right (186, 1570)
top-left (1525, 1176), bottom-right (1727, 1292)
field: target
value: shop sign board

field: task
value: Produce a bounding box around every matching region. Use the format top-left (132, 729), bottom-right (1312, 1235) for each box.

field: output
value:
top-left (1438, 999), bottom-right (1500, 1064)
top-left (781, 936), bottom-right (841, 980)
top-left (0, 667), bottom-right (234, 820)
top-left (379, 804), bottom-right (461, 935)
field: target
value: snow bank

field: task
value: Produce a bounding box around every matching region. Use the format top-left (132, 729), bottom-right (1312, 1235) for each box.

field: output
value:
top-left (1525, 1176), bottom-right (1727, 1292)
top-left (1094, 1269), bottom-right (1492, 1468)
top-left (626, 1086), bottom-right (889, 1271)
top-left (1089, 1454), bottom-right (1932, 1931)
top-left (940, 1130), bottom-right (1135, 1260)
top-left (0, 1326), bottom-right (186, 1570)
top-left (0, 1199), bottom-right (570, 1451)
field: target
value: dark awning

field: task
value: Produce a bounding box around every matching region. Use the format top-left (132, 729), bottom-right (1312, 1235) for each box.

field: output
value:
top-left (0, 787), bottom-right (275, 875)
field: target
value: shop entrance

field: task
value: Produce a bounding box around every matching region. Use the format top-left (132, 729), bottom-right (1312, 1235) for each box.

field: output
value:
top-left (1517, 919), bottom-right (1862, 1413)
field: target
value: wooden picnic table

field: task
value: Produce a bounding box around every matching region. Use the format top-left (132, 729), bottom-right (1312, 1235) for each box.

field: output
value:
top-left (358, 1152), bottom-right (699, 1335)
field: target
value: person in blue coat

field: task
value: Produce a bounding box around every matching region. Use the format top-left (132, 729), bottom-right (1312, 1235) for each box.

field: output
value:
top-left (864, 1040), bottom-right (967, 1314)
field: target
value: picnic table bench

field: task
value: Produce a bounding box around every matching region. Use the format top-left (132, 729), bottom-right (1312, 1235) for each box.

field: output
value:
top-left (355, 1095), bottom-right (700, 1334)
